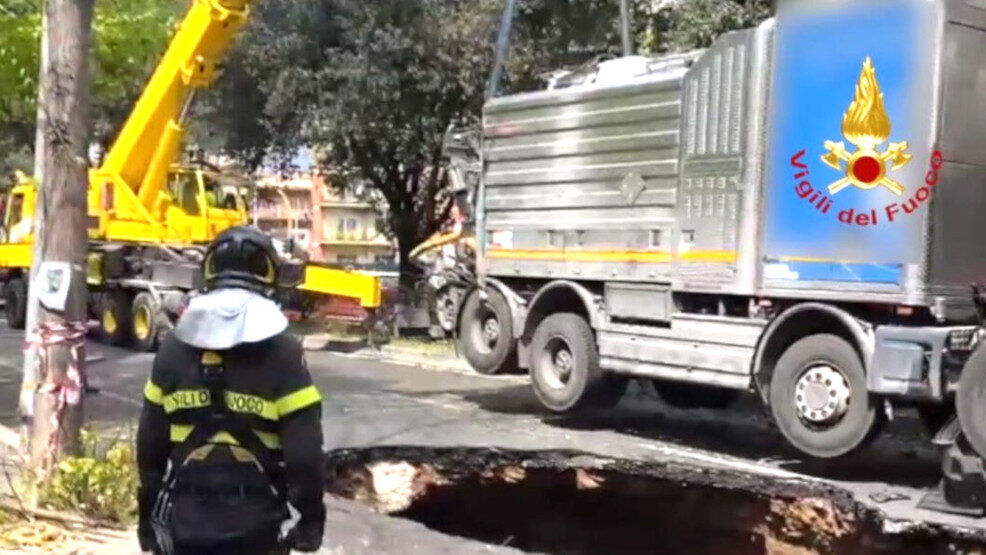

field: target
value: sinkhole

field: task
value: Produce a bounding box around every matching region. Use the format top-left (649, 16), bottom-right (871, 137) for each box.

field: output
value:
top-left (325, 448), bottom-right (986, 555)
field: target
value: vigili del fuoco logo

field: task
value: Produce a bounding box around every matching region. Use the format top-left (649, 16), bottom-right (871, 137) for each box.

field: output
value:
top-left (789, 57), bottom-right (942, 227)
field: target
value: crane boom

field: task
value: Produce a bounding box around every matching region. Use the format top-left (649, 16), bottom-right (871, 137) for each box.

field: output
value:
top-left (0, 0), bottom-right (384, 350)
top-left (93, 0), bottom-right (252, 213)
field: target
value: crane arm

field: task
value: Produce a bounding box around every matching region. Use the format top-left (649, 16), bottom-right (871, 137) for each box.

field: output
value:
top-left (96, 0), bottom-right (253, 213)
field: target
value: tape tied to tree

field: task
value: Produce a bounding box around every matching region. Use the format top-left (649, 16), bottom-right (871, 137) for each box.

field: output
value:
top-left (24, 321), bottom-right (87, 463)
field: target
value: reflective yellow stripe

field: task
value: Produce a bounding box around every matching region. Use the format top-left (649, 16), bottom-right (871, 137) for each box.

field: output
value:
top-left (163, 389), bottom-right (211, 413)
top-left (144, 381), bottom-right (164, 405)
top-left (224, 391), bottom-right (278, 421)
top-left (163, 390), bottom-right (278, 420)
top-left (170, 424), bottom-right (194, 442)
top-left (276, 385), bottom-right (322, 417)
top-left (487, 248), bottom-right (739, 264)
top-left (169, 425), bottom-right (281, 449)
top-left (253, 430), bottom-right (280, 449)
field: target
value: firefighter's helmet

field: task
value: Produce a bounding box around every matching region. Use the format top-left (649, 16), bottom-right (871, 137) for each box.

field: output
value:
top-left (202, 226), bottom-right (280, 295)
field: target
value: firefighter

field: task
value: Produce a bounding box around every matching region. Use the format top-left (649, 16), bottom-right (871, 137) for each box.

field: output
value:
top-left (137, 226), bottom-right (325, 554)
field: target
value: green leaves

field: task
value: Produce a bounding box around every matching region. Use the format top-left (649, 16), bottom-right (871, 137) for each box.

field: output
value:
top-left (0, 0), bottom-right (180, 175)
top-left (203, 0), bottom-right (772, 277)
top-left (0, 1), bottom-right (42, 125)
top-left (40, 438), bottom-right (138, 525)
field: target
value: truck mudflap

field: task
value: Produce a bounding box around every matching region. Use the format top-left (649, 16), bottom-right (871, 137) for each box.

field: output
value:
top-left (920, 432), bottom-right (986, 517)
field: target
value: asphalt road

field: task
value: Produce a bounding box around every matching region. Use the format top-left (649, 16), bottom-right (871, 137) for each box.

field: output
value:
top-left (1, 317), bottom-right (984, 550)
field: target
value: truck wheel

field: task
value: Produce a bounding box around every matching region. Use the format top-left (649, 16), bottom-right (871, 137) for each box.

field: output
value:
top-left (528, 313), bottom-right (627, 413)
top-left (957, 343), bottom-right (986, 457)
top-left (100, 289), bottom-right (133, 347)
top-left (3, 277), bottom-right (27, 330)
top-left (653, 381), bottom-right (740, 410)
top-left (131, 292), bottom-right (162, 352)
top-left (458, 289), bottom-right (517, 375)
top-left (769, 334), bottom-right (881, 459)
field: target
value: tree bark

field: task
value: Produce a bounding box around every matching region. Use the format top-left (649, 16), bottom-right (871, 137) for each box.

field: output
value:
top-left (20, 6), bottom-right (48, 425)
top-left (27, 0), bottom-right (94, 479)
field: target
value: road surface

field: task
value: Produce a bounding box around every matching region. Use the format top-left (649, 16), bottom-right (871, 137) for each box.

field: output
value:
top-left (0, 317), bottom-right (983, 551)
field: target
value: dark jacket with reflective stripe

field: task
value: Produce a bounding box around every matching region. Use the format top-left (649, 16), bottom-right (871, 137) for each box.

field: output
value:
top-left (136, 331), bottom-right (325, 546)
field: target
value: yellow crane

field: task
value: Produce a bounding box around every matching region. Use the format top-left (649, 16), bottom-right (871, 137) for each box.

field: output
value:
top-left (0, 0), bottom-right (381, 350)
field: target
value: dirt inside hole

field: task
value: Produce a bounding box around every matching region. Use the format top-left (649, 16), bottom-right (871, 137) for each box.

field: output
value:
top-left (326, 455), bottom-right (986, 555)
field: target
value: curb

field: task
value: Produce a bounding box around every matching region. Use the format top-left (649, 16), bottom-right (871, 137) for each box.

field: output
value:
top-left (301, 334), bottom-right (368, 353)
top-left (376, 345), bottom-right (473, 372)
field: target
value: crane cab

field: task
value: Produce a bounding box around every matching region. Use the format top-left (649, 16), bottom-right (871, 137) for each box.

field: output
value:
top-left (163, 166), bottom-right (251, 243)
top-left (0, 180), bottom-right (35, 246)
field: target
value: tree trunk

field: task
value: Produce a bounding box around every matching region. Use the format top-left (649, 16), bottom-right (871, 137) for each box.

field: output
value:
top-left (19, 7), bottom-right (49, 422)
top-left (394, 212), bottom-right (417, 293)
top-left (27, 0), bottom-right (94, 480)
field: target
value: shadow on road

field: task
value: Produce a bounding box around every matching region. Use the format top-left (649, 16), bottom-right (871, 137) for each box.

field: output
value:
top-left (460, 381), bottom-right (941, 489)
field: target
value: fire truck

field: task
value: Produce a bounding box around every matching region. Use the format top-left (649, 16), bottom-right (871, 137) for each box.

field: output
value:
top-left (452, 0), bottom-right (986, 471)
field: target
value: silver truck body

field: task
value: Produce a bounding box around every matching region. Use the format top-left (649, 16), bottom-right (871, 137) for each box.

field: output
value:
top-left (482, 1), bottom-right (986, 316)
top-left (470, 0), bottom-right (986, 400)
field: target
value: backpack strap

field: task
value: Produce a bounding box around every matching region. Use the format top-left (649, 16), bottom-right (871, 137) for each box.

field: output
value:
top-left (169, 351), bottom-right (278, 474)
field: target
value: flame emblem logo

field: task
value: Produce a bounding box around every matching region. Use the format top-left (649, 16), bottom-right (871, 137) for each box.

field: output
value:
top-left (822, 58), bottom-right (911, 195)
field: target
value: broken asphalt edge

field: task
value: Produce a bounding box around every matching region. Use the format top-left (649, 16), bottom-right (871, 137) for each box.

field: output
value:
top-left (323, 445), bottom-right (986, 546)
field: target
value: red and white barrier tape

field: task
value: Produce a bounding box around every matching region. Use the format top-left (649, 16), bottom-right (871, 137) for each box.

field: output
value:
top-left (23, 321), bottom-right (86, 464)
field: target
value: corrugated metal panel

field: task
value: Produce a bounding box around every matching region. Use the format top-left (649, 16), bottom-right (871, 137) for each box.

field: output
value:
top-left (483, 72), bottom-right (687, 280)
top-left (683, 41), bottom-right (747, 158)
top-left (674, 29), bottom-right (755, 290)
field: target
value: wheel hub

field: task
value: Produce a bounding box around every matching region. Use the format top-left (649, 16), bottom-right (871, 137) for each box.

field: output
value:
top-left (554, 349), bottom-right (573, 377)
top-left (134, 306), bottom-right (152, 341)
top-left (102, 309), bottom-right (117, 334)
top-left (541, 337), bottom-right (575, 390)
top-left (794, 364), bottom-right (851, 424)
top-left (482, 317), bottom-right (500, 345)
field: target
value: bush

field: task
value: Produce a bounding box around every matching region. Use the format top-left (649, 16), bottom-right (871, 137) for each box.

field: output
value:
top-left (39, 431), bottom-right (138, 525)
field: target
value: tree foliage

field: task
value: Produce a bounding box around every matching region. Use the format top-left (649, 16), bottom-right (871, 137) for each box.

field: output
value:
top-left (205, 0), bottom-right (773, 282)
top-left (640, 0), bottom-right (773, 53)
top-left (0, 0), bottom-right (180, 178)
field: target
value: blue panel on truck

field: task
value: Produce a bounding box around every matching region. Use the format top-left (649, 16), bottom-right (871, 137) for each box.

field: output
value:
top-left (763, 0), bottom-right (938, 285)
top-left (764, 260), bottom-right (903, 284)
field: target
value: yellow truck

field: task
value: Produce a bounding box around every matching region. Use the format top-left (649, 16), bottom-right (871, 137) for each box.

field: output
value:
top-left (0, 0), bottom-right (381, 350)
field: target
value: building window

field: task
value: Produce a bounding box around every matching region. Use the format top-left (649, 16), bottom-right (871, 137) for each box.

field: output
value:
top-left (337, 217), bottom-right (358, 240)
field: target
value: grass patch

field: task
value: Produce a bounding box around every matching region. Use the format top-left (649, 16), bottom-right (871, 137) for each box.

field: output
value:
top-left (38, 430), bottom-right (138, 525)
top-left (389, 337), bottom-right (456, 356)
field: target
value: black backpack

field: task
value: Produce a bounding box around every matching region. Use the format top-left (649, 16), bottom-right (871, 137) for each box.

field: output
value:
top-left (151, 352), bottom-right (288, 553)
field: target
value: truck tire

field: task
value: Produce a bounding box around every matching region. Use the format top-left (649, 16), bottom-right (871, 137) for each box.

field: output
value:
top-left (528, 313), bottom-right (627, 413)
top-left (458, 289), bottom-right (517, 375)
top-left (99, 289), bottom-right (133, 347)
top-left (957, 343), bottom-right (986, 458)
top-left (653, 380), bottom-right (740, 410)
top-left (131, 292), bottom-right (163, 352)
top-left (3, 277), bottom-right (27, 330)
top-left (769, 334), bottom-right (881, 459)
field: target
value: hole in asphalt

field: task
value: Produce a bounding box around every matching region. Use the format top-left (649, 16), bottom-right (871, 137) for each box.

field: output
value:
top-left (326, 448), bottom-right (986, 554)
